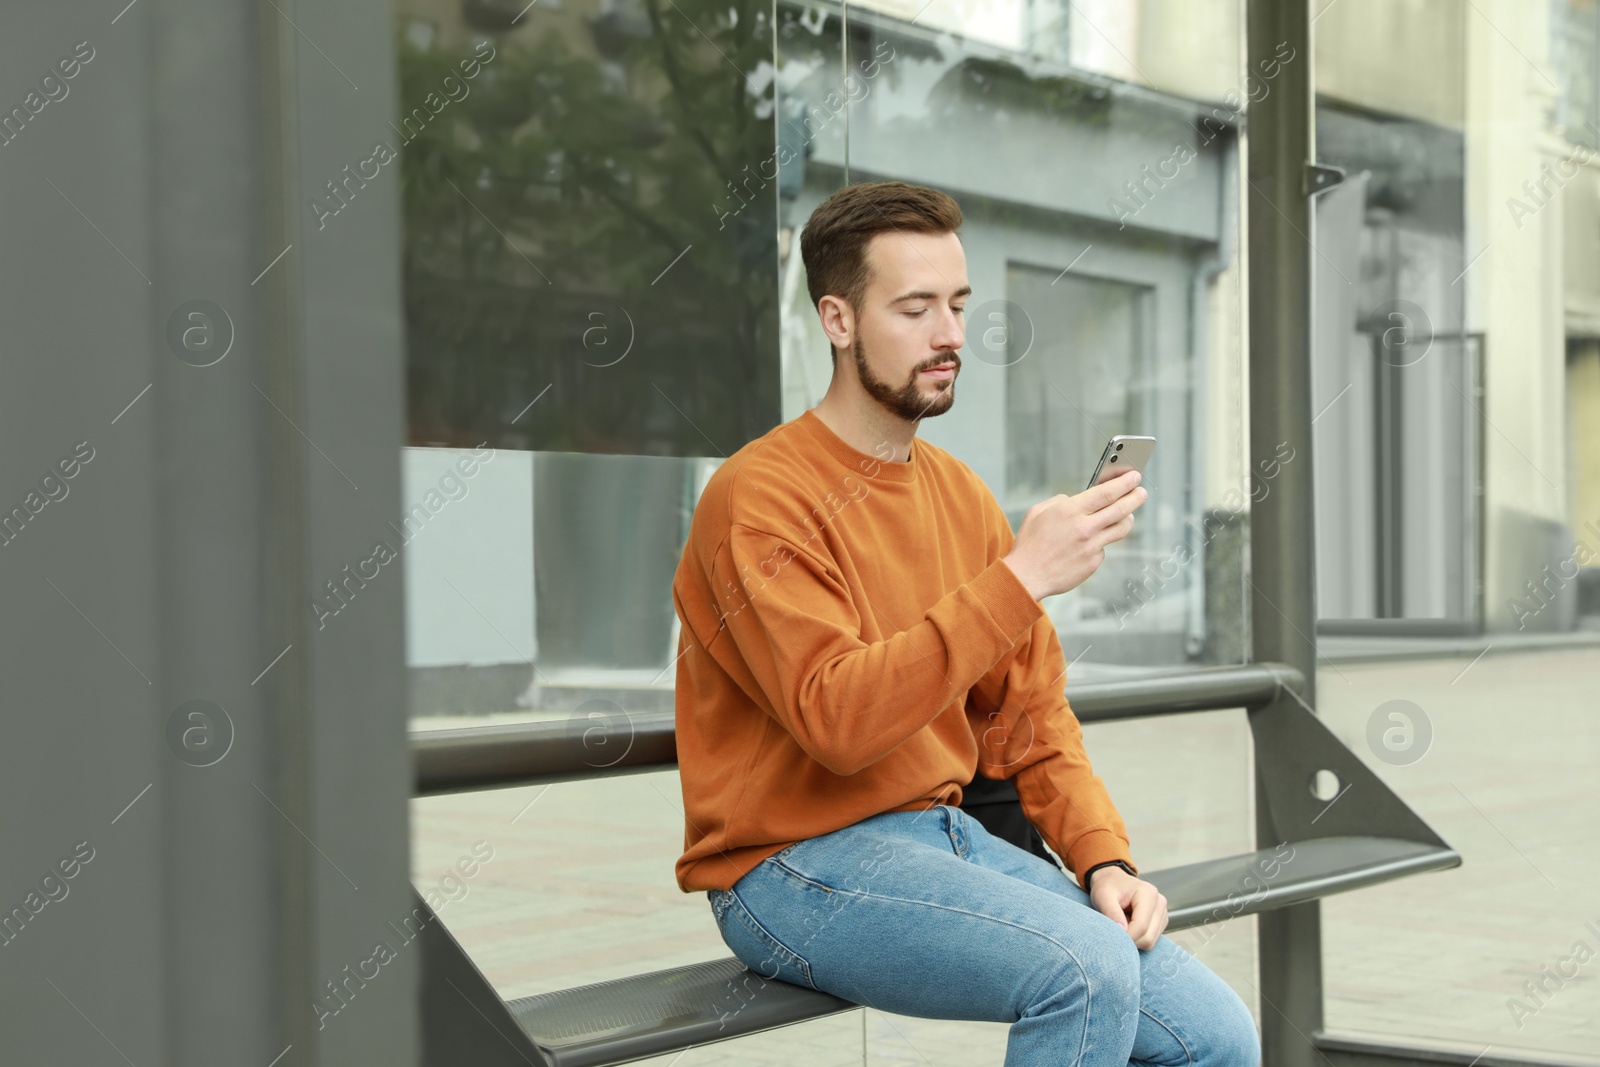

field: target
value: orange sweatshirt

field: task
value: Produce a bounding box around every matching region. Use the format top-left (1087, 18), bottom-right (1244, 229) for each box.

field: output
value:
top-left (670, 407), bottom-right (1137, 894)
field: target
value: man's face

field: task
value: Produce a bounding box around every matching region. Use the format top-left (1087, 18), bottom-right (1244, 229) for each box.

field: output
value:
top-left (847, 230), bottom-right (969, 423)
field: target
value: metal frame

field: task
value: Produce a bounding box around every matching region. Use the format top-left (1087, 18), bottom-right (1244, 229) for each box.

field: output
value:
top-left (411, 663), bottom-right (1303, 796)
top-left (410, 659), bottom-right (1466, 1066)
top-left (1247, 2), bottom-right (1324, 1065)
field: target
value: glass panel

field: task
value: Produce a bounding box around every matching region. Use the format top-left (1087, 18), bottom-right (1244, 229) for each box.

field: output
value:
top-left (401, 0), bottom-right (1256, 722)
top-left (395, 0), bottom-right (784, 720)
top-left (394, 0), bottom-right (781, 457)
top-left (1311, 107), bottom-right (1478, 628)
top-left (1005, 270), bottom-right (1151, 507)
top-left (774, 0), bottom-right (847, 423)
top-left (404, 2), bottom-right (1260, 1063)
top-left (1314, 1), bottom-right (1600, 1060)
top-left (823, 0), bottom-right (1252, 674)
top-left (1005, 266), bottom-right (1206, 662)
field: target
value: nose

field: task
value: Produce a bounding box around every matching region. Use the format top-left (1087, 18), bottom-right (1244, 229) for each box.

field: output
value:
top-left (933, 305), bottom-right (964, 354)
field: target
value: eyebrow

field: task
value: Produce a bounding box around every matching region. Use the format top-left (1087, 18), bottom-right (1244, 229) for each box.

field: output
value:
top-left (889, 285), bottom-right (972, 304)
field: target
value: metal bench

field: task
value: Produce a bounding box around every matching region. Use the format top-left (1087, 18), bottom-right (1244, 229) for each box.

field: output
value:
top-left (410, 662), bottom-right (1459, 1067)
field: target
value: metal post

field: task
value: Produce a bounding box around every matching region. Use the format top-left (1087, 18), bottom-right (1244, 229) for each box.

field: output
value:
top-left (1247, 0), bottom-right (1323, 1064)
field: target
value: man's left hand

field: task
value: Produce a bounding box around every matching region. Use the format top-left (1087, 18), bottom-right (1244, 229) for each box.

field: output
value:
top-left (1088, 867), bottom-right (1167, 949)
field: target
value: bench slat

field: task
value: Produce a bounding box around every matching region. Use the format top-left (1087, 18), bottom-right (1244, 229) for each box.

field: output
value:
top-left (507, 957), bottom-right (851, 1067)
top-left (1151, 836), bottom-right (1459, 929)
top-left (498, 835), bottom-right (1459, 1067)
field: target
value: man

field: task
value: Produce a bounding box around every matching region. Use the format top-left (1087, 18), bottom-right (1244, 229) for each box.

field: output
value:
top-left (670, 180), bottom-right (1259, 1066)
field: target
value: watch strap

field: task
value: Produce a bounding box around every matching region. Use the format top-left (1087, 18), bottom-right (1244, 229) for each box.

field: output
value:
top-left (1084, 859), bottom-right (1136, 891)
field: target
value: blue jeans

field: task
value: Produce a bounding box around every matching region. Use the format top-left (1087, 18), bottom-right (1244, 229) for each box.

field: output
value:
top-left (707, 804), bottom-right (1260, 1067)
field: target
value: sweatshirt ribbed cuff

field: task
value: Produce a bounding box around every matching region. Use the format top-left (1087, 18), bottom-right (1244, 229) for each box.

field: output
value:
top-left (970, 557), bottom-right (1044, 641)
top-left (1068, 829), bottom-right (1137, 891)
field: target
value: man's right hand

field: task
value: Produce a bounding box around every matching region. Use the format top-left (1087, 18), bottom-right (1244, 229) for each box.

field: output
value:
top-left (1001, 469), bottom-right (1147, 600)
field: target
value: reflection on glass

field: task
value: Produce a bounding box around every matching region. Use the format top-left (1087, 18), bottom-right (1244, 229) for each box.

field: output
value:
top-left (395, 0), bottom-right (781, 456)
top-left (783, 0), bottom-right (1250, 671)
top-left (1005, 269), bottom-right (1192, 654)
top-left (1312, 108), bottom-right (1480, 629)
top-left (1007, 271), bottom-right (1152, 505)
top-left (404, 0), bottom-right (1254, 721)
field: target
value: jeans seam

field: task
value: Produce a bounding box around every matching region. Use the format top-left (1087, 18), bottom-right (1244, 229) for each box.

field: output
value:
top-left (769, 856), bottom-right (836, 894)
top-left (946, 806), bottom-right (970, 858)
top-left (1138, 1002), bottom-right (1197, 1065)
top-left (725, 887), bottom-right (817, 990)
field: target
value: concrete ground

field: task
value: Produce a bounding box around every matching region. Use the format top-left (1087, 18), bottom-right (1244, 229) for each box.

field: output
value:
top-left (411, 643), bottom-right (1599, 1065)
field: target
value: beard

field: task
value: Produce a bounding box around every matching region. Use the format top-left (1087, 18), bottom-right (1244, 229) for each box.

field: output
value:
top-left (853, 335), bottom-right (958, 423)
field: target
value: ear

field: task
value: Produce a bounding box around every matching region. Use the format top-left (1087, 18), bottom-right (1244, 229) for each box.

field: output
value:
top-left (817, 294), bottom-right (855, 351)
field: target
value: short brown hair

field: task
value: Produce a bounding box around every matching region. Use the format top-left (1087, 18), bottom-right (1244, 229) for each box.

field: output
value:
top-left (800, 181), bottom-right (963, 360)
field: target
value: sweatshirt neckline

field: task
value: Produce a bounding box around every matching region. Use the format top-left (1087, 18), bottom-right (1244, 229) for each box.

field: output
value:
top-left (798, 408), bottom-right (919, 483)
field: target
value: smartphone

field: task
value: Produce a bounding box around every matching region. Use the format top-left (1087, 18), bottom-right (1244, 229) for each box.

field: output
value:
top-left (1086, 435), bottom-right (1156, 491)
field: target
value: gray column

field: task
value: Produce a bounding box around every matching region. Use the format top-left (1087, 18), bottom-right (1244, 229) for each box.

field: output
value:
top-left (0, 2), bottom-right (415, 1064)
top-left (1247, 1), bottom-right (1324, 1065)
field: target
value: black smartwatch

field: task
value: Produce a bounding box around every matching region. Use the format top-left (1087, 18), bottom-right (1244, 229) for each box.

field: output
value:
top-left (1084, 859), bottom-right (1136, 891)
